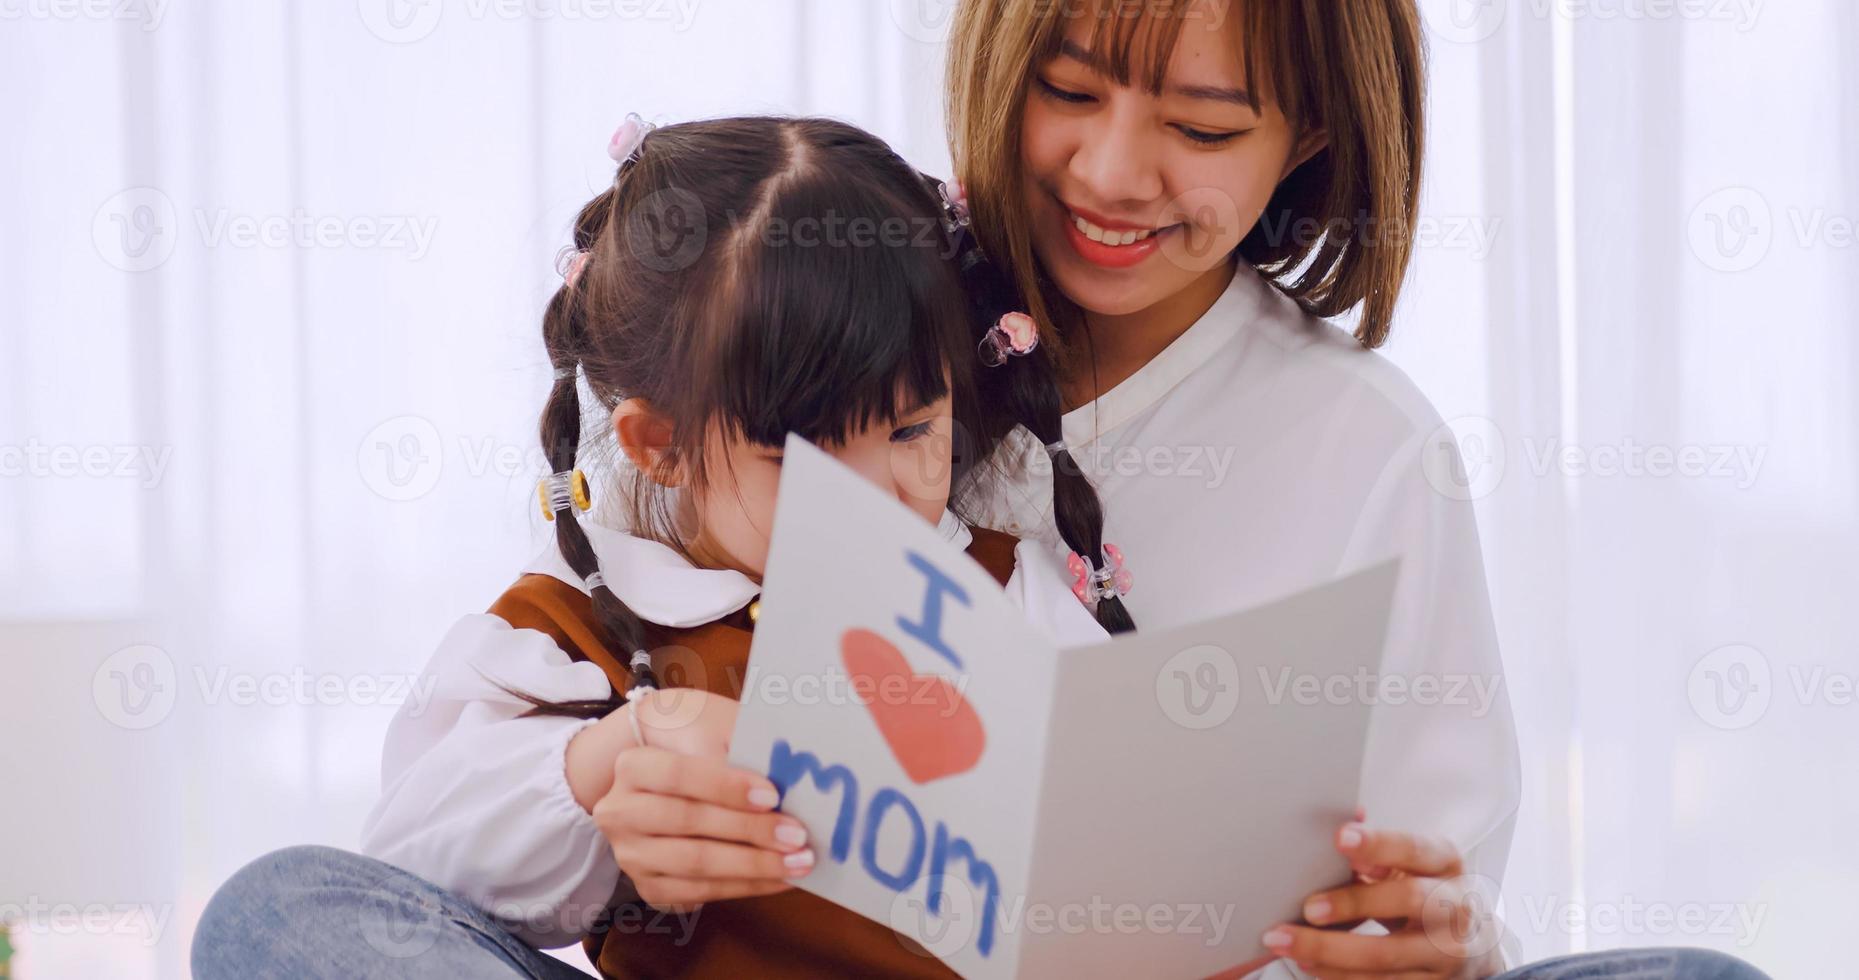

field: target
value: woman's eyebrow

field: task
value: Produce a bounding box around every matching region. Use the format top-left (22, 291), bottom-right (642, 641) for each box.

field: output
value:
top-left (1057, 39), bottom-right (1255, 106)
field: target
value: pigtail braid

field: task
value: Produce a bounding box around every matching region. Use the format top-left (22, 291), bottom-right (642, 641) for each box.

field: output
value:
top-left (514, 188), bottom-right (662, 719)
top-left (1005, 351), bottom-right (1135, 634)
top-left (932, 173), bottom-right (1136, 634)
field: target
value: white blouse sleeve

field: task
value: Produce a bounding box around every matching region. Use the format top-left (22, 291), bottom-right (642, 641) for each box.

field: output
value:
top-left (1339, 426), bottom-right (1522, 891)
top-left (1003, 538), bottom-right (1112, 648)
top-left (359, 613), bottom-right (624, 949)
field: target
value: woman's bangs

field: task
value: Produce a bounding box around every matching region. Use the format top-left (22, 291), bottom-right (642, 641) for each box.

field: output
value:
top-left (1034, 0), bottom-right (1275, 114)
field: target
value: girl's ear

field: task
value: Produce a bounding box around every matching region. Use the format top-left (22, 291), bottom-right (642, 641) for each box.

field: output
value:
top-left (612, 399), bottom-right (684, 488)
top-left (1283, 128), bottom-right (1329, 180)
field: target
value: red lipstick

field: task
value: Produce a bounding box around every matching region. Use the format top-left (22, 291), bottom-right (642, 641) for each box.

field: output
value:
top-left (1059, 201), bottom-right (1171, 270)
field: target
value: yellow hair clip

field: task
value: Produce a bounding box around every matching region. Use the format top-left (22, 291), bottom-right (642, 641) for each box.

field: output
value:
top-left (538, 469), bottom-right (593, 521)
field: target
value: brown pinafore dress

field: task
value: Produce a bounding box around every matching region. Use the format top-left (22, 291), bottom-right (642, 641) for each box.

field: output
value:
top-left (486, 527), bottom-right (1023, 979)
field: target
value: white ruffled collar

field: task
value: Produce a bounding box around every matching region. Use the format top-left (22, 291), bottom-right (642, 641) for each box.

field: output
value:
top-left (522, 510), bottom-right (974, 630)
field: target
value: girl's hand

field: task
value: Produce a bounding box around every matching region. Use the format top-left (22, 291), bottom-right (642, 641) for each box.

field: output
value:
top-left (1260, 821), bottom-right (1503, 979)
top-left (590, 690), bottom-right (814, 913)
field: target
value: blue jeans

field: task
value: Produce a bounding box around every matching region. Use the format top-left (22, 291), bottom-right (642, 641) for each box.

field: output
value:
top-left (1493, 948), bottom-right (1769, 980)
top-left (194, 846), bottom-right (1773, 980)
top-left (193, 845), bottom-right (593, 979)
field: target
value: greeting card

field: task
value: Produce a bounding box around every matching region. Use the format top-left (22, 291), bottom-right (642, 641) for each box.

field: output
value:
top-left (729, 436), bottom-right (1399, 979)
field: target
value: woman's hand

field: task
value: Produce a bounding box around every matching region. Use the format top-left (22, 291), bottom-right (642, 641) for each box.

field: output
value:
top-left (1260, 821), bottom-right (1503, 979)
top-left (587, 690), bottom-right (815, 913)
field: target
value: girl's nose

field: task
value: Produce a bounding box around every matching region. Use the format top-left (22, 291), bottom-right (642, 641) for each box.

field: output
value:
top-left (839, 446), bottom-right (902, 499)
top-left (1068, 102), bottom-right (1165, 206)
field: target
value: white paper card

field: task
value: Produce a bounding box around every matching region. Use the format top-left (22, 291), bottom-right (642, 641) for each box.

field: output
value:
top-left (729, 436), bottom-right (1400, 979)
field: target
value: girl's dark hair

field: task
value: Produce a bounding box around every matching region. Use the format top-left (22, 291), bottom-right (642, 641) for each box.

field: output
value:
top-left (518, 116), bottom-right (1132, 720)
top-left (520, 116), bottom-right (976, 717)
top-left (943, 200), bottom-right (1137, 635)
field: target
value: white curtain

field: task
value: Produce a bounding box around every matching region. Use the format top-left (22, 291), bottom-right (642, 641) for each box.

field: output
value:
top-left (2, 1), bottom-right (1849, 977)
top-left (2, 2), bottom-right (949, 976)
top-left (1393, 2), bottom-right (1856, 976)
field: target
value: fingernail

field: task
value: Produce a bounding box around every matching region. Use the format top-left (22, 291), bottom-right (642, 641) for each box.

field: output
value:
top-left (783, 848), bottom-right (815, 875)
top-left (1304, 898), bottom-right (1331, 923)
top-left (1261, 927), bottom-right (1292, 949)
top-left (1339, 826), bottom-right (1363, 849)
top-left (774, 822), bottom-right (808, 848)
top-left (749, 785), bottom-right (780, 810)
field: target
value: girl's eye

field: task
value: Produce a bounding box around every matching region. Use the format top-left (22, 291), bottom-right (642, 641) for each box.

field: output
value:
top-left (1175, 125), bottom-right (1246, 147)
top-left (1035, 77), bottom-right (1096, 105)
top-left (892, 421), bottom-right (936, 443)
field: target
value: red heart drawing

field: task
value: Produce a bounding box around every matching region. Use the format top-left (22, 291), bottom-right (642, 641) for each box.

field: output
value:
top-left (840, 628), bottom-right (986, 784)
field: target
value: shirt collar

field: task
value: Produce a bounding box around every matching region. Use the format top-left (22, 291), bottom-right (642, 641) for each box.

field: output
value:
top-left (523, 509), bottom-right (974, 629)
top-left (1060, 264), bottom-right (1267, 449)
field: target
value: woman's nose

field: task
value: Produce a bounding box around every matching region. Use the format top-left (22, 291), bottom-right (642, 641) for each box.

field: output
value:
top-left (1068, 102), bottom-right (1165, 206)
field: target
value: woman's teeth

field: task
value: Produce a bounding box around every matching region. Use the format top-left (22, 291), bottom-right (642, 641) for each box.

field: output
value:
top-left (1072, 213), bottom-right (1156, 247)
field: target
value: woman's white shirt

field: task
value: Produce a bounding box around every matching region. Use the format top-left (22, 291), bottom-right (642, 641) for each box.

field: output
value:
top-left (359, 512), bottom-right (1106, 948)
top-left (964, 266), bottom-right (1522, 975)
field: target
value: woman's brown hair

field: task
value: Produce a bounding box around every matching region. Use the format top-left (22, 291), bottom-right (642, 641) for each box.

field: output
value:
top-left (945, 0), bottom-right (1426, 349)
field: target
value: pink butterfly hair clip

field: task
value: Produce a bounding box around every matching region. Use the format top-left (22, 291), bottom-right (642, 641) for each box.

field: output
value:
top-left (979, 311), bottom-right (1039, 367)
top-left (558, 248), bottom-right (591, 289)
top-left (607, 112), bottom-right (656, 164)
top-left (1068, 544), bottom-right (1133, 608)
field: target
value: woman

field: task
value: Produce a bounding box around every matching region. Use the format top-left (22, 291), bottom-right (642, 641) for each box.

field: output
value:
top-left (942, 1), bottom-right (1768, 978)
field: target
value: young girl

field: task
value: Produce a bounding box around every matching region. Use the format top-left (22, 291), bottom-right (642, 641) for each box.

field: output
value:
top-left (191, 115), bottom-right (1119, 979)
top-left (943, 2), bottom-right (1767, 979)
